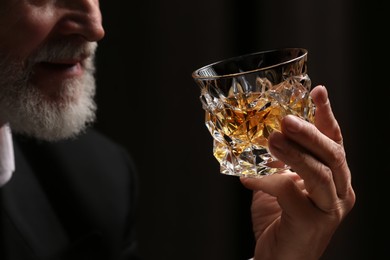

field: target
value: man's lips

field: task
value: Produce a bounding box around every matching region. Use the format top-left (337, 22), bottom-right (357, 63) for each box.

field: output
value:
top-left (40, 61), bottom-right (78, 69)
top-left (37, 59), bottom-right (82, 73)
top-left (29, 59), bottom-right (86, 95)
top-left (32, 59), bottom-right (84, 80)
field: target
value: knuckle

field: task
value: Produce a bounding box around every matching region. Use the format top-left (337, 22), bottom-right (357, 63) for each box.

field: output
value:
top-left (327, 200), bottom-right (345, 221)
top-left (344, 187), bottom-right (356, 211)
top-left (330, 143), bottom-right (346, 165)
top-left (306, 164), bottom-right (333, 193)
top-left (278, 176), bottom-right (298, 193)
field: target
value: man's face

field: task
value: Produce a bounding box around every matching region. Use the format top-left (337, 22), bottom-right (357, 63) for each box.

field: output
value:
top-left (0, 0), bottom-right (105, 141)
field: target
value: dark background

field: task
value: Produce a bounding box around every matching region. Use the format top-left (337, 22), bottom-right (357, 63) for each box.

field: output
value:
top-left (94, 0), bottom-right (387, 259)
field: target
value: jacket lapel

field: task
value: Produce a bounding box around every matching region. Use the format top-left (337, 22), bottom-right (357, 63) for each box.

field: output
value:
top-left (1, 139), bottom-right (69, 259)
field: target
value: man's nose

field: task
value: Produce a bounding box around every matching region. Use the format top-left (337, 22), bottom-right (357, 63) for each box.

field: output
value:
top-left (56, 0), bottom-right (105, 42)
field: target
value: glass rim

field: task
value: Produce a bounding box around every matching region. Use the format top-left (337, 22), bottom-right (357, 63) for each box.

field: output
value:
top-left (192, 47), bottom-right (308, 80)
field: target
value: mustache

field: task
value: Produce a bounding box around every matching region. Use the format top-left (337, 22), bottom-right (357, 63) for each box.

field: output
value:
top-left (28, 41), bottom-right (98, 65)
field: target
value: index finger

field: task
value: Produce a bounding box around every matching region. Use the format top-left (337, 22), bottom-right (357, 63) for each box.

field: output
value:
top-left (310, 85), bottom-right (343, 145)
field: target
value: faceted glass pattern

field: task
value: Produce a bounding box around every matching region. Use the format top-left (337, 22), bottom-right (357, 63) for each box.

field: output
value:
top-left (192, 48), bottom-right (315, 177)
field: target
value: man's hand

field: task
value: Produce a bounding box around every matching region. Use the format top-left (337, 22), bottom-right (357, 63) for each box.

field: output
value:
top-left (241, 85), bottom-right (355, 260)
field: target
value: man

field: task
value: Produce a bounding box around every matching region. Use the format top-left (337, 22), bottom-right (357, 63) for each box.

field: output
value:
top-left (0, 1), bottom-right (139, 259)
top-left (0, 0), bottom-right (355, 260)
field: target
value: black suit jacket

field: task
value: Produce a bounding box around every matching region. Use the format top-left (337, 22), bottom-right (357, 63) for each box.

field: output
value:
top-left (0, 129), bottom-right (140, 260)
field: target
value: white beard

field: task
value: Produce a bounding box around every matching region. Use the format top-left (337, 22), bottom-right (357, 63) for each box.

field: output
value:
top-left (0, 42), bottom-right (98, 142)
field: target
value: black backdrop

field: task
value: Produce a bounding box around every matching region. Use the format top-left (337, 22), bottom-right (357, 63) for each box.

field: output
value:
top-left (94, 0), bottom-right (387, 259)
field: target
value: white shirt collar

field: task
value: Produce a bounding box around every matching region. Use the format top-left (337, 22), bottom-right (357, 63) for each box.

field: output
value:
top-left (0, 123), bottom-right (15, 187)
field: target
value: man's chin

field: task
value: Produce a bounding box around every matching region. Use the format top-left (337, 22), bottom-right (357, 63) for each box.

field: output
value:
top-left (2, 82), bottom-right (97, 142)
top-left (11, 107), bottom-right (96, 142)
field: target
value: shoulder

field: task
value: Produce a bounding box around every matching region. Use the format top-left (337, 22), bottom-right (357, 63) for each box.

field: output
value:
top-left (56, 128), bottom-right (138, 180)
top-left (60, 128), bottom-right (128, 154)
top-left (19, 127), bottom-right (133, 166)
top-left (14, 127), bottom-right (138, 190)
